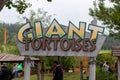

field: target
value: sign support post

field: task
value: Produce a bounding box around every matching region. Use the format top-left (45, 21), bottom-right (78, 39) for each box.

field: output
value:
top-left (118, 57), bottom-right (120, 80)
top-left (89, 57), bottom-right (96, 80)
top-left (80, 61), bottom-right (83, 80)
top-left (112, 46), bottom-right (120, 80)
top-left (37, 62), bottom-right (41, 80)
top-left (24, 56), bottom-right (31, 80)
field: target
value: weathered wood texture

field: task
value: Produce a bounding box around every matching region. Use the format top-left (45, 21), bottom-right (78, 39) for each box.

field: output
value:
top-left (0, 53), bottom-right (40, 62)
top-left (16, 26), bottom-right (106, 57)
top-left (24, 56), bottom-right (30, 80)
top-left (118, 57), bottom-right (120, 80)
top-left (37, 62), bottom-right (41, 80)
top-left (89, 57), bottom-right (96, 80)
top-left (112, 46), bottom-right (120, 80)
top-left (112, 46), bottom-right (120, 56)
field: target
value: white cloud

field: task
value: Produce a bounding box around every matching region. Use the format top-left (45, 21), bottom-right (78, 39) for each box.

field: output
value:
top-left (0, 0), bottom-right (94, 25)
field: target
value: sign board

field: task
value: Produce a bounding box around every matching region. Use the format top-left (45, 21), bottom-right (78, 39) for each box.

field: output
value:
top-left (16, 19), bottom-right (106, 57)
top-left (112, 46), bottom-right (120, 56)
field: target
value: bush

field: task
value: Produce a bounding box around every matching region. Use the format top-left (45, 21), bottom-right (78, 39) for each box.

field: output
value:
top-left (97, 53), bottom-right (117, 66)
top-left (96, 66), bottom-right (116, 80)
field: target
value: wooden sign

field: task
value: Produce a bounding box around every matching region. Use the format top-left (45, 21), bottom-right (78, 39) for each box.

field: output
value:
top-left (112, 46), bottom-right (120, 56)
top-left (16, 19), bottom-right (106, 57)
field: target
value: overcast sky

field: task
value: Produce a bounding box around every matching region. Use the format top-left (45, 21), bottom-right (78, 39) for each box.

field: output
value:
top-left (0, 0), bottom-right (95, 25)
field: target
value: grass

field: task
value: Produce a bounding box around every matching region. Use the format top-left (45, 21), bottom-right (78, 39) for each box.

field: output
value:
top-left (13, 72), bottom-right (88, 80)
top-left (99, 50), bottom-right (111, 54)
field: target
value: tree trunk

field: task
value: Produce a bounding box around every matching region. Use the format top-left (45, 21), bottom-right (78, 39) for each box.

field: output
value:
top-left (0, 0), bottom-right (6, 11)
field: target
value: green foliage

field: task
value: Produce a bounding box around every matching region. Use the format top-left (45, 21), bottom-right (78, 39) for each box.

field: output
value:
top-left (4, 0), bottom-right (52, 14)
top-left (0, 22), bottom-right (22, 54)
top-left (60, 57), bottom-right (76, 70)
top-left (89, 0), bottom-right (120, 39)
top-left (0, 45), bottom-right (19, 54)
top-left (96, 66), bottom-right (116, 80)
top-left (97, 53), bottom-right (117, 66)
top-left (96, 66), bottom-right (106, 80)
top-left (0, 8), bottom-right (52, 55)
top-left (96, 51), bottom-right (117, 80)
top-left (0, 23), bottom-right (4, 44)
top-left (47, 0), bottom-right (52, 2)
top-left (37, 56), bottom-right (57, 69)
top-left (5, 0), bottom-right (31, 14)
top-left (99, 50), bottom-right (111, 54)
top-left (23, 8), bottom-right (52, 28)
top-left (36, 56), bottom-right (77, 71)
top-left (13, 72), bottom-right (88, 80)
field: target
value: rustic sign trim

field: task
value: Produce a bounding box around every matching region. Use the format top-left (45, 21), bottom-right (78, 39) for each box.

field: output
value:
top-left (16, 19), bottom-right (106, 57)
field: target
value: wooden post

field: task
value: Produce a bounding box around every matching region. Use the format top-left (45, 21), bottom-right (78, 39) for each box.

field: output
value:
top-left (80, 61), bottom-right (83, 80)
top-left (118, 57), bottom-right (120, 80)
top-left (3, 24), bottom-right (6, 45)
top-left (58, 56), bottom-right (60, 63)
top-left (112, 46), bottom-right (120, 80)
top-left (24, 56), bottom-right (31, 80)
top-left (37, 62), bottom-right (41, 80)
top-left (41, 62), bottom-right (44, 80)
top-left (89, 57), bottom-right (96, 80)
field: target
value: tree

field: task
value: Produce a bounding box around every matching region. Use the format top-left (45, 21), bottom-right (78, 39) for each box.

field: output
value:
top-left (89, 0), bottom-right (120, 39)
top-left (23, 8), bottom-right (52, 27)
top-left (0, 25), bottom-right (4, 44)
top-left (0, 0), bottom-right (6, 11)
top-left (0, 0), bottom-right (52, 14)
top-left (60, 57), bottom-right (76, 70)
